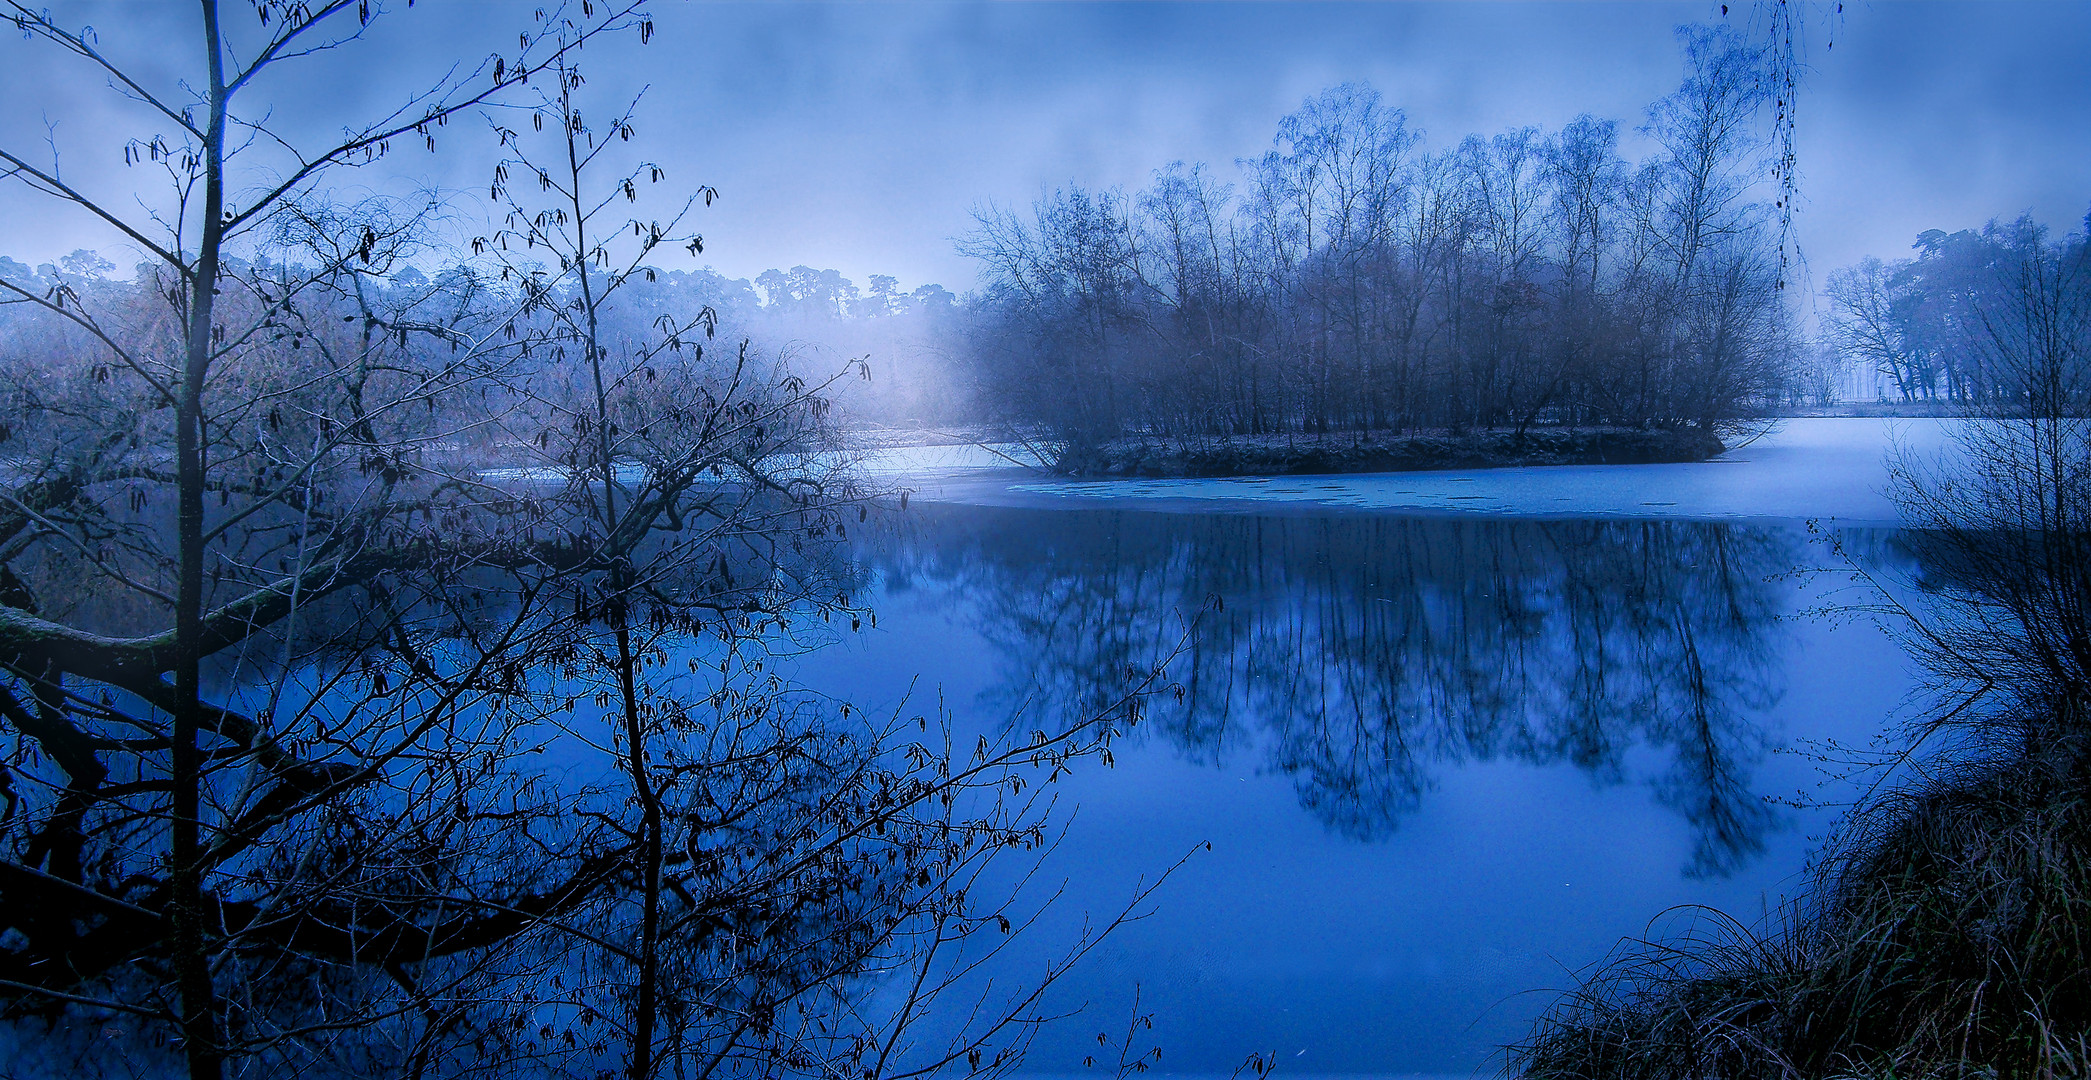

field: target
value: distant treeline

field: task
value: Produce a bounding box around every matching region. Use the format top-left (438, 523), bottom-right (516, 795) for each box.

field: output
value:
top-left (1823, 212), bottom-right (2091, 406)
top-left (0, 253), bottom-right (969, 426)
top-left (0, 254), bottom-right (957, 323)
top-left (958, 27), bottom-right (1803, 448)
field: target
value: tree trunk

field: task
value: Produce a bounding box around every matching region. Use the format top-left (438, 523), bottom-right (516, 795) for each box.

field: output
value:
top-left (171, 4), bottom-right (229, 1077)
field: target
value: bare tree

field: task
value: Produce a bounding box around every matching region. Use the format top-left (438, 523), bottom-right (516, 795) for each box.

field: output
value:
top-left (1824, 256), bottom-right (1936, 401)
top-left (959, 33), bottom-right (1796, 457)
top-left (1886, 219), bottom-right (2091, 745)
top-left (0, 3), bottom-right (872, 1076)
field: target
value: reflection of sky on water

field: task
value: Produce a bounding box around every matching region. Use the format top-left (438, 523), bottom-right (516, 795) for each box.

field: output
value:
top-left (772, 504), bottom-right (1915, 1078)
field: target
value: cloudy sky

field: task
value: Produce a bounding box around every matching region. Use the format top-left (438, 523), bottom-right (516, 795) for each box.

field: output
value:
top-left (3, 1), bottom-right (2087, 302)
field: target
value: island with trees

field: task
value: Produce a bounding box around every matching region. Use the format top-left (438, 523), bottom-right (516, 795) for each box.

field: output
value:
top-left (956, 30), bottom-right (1796, 478)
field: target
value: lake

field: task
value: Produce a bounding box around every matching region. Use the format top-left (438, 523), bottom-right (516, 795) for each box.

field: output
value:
top-left (763, 420), bottom-right (1937, 1079)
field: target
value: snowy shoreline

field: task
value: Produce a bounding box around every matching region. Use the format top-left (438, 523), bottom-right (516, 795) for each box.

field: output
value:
top-left (1051, 426), bottom-right (1725, 479)
top-left (865, 418), bottom-right (1961, 527)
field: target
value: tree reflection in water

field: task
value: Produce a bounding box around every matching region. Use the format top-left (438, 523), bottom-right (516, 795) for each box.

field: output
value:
top-left (866, 505), bottom-right (1800, 877)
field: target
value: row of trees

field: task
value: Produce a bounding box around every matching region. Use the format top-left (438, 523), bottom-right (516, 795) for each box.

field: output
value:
top-left (731, 269), bottom-right (964, 428)
top-left (959, 27), bottom-right (1802, 449)
top-left (1822, 211), bottom-right (2091, 407)
top-left (0, 4), bottom-right (1160, 1079)
top-left (511, 262), bottom-right (964, 428)
top-left (0, 253), bottom-right (966, 430)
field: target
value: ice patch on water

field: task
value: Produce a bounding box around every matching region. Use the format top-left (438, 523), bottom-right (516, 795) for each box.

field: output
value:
top-left (476, 421), bottom-right (1960, 524)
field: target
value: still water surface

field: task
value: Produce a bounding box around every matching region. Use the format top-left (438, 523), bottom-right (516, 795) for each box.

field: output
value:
top-left (772, 501), bottom-right (1917, 1079)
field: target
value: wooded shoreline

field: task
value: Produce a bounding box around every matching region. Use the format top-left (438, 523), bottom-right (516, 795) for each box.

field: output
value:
top-left (1052, 426), bottom-right (1728, 478)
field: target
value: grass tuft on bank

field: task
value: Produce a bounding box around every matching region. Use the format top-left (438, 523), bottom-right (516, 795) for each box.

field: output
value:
top-left (1512, 730), bottom-right (2091, 1080)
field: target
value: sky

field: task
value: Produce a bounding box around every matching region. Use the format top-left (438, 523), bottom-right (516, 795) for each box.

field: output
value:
top-left (1, 1), bottom-right (2087, 303)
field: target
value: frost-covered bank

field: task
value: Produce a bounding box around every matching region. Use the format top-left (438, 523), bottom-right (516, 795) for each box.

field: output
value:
top-left (1050, 426), bottom-right (1725, 478)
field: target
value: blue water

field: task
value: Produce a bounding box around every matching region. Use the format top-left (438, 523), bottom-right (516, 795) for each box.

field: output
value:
top-left (768, 503), bottom-right (1917, 1079)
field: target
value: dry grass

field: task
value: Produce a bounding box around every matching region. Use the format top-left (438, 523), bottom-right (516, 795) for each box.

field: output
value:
top-left (1512, 741), bottom-right (2091, 1080)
